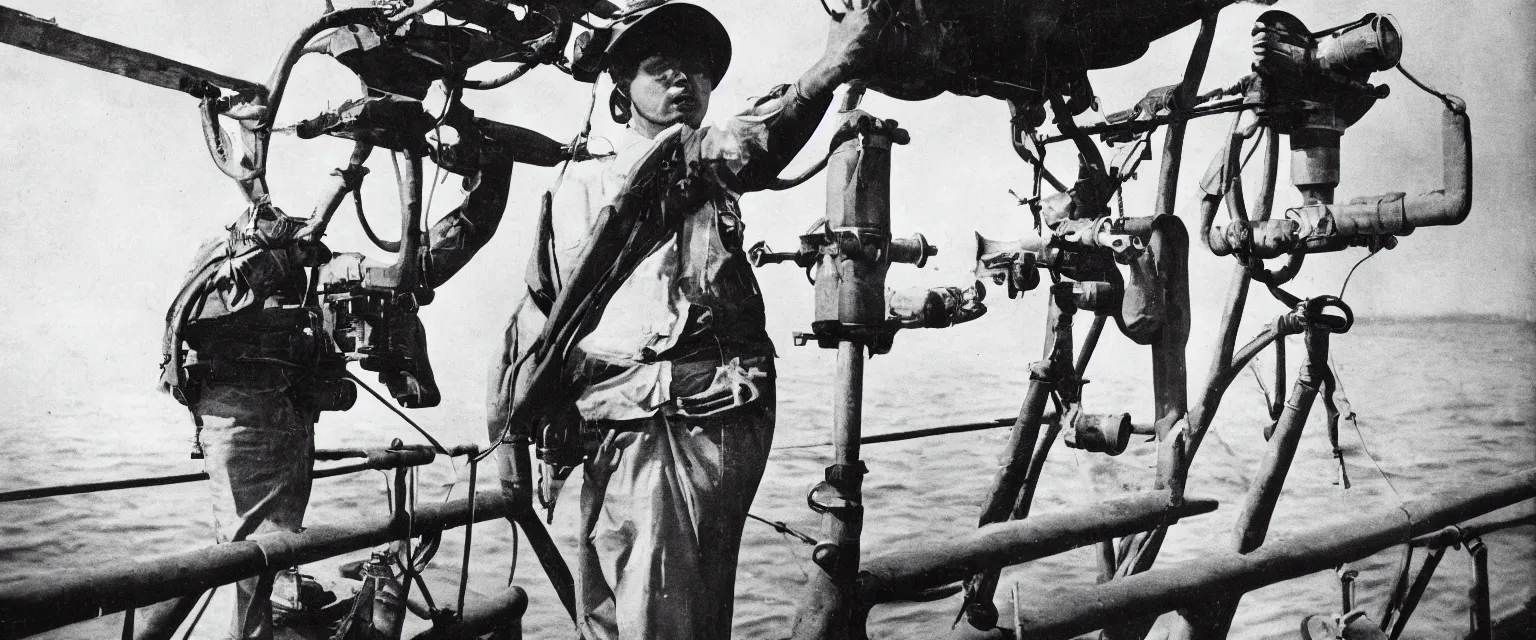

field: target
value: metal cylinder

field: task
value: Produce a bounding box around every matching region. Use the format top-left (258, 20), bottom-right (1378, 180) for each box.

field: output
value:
top-left (1290, 128), bottom-right (1341, 201)
top-left (1315, 14), bottom-right (1403, 78)
top-left (1064, 411), bottom-right (1134, 456)
top-left (819, 119), bottom-right (895, 327)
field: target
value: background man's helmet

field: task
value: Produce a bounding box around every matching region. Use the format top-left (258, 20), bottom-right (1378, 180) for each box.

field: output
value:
top-left (572, 2), bottom-right (732, 86)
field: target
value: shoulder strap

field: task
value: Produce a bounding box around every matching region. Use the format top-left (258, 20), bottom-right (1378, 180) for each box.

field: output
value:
top-left (524, 190), bottom-right (561, 316)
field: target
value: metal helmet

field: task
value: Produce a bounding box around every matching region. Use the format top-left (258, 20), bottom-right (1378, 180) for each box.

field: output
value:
top-left (572, 2), bottom-right (732, 86)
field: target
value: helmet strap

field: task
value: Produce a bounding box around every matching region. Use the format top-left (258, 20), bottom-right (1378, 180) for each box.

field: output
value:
top-left (609, 87), bottom-right (633, 125)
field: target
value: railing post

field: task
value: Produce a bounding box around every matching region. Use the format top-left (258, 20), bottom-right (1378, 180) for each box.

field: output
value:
top-left (789, 105), bottom-right (924, 640)
top-left (1467, 538), bottom-right (1490, 640)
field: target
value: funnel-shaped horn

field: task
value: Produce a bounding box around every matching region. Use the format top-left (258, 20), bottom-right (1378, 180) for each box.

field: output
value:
top-left (974, 232), bottom-right (1044, 298)
top-left (1316, 14), bottom-right (1402, 79)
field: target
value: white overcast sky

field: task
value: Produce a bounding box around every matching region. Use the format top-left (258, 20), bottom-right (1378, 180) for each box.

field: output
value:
top-left (0, 0), bottom-right (1531, 397)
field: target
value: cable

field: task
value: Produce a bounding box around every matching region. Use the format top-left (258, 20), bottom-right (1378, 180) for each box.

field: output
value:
top-left (1328, 354), bottom-right (1405, 507)
top-left (1396, 63), bottom-right (1459, 110)
top-left (746, 512), bottom-right (818, 546)
top-left (345, 370), bottom-right (450, 455)
top-left (1338, 247), bottom-right (1380, 300)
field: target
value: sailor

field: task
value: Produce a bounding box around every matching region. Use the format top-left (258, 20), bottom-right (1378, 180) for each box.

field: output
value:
top-left (160, 144), bottom-right (524, 639)
top-left (489, 2), bottom-right (893, 638)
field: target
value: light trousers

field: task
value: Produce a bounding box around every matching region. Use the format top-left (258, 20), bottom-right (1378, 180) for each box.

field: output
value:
top-left (575, 396), bottom-right (775, 640)
top-left (196, 382), bottom-right (314, 640)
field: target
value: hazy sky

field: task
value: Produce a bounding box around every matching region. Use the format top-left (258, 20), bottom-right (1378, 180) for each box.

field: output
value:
top-left (0, 0), bottom-right (1531, 403)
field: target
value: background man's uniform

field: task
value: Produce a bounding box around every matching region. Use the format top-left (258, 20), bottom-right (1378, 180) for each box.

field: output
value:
top-left (161, 149), bottom-right (517, 639)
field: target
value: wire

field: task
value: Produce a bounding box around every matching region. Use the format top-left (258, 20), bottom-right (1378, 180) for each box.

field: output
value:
top-left (345, 370), bottom-right (450, 455)
top-left (1338, 247), bottom-right (1380, 300)
top-left (1396, 63), bottom-right (1460, 110)
top-left (1328, 354), bottom-right (1405, 506)
top-left (746, 512), bottom-right (818, 546)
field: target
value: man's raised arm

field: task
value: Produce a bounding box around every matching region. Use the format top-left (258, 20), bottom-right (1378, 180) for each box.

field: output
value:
top-left (706, 0), bottom-right (889, 193)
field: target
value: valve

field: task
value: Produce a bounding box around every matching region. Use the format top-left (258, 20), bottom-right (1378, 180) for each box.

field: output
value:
top-left (889, 233), bottom-right (937, 267)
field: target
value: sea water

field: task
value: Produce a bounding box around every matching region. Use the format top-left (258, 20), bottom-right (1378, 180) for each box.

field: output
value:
top-left (1, 311), bottom-right (1532, 639)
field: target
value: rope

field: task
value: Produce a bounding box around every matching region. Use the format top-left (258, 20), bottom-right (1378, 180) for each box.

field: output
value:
top-left (345, 370), bottom-right (450, 455)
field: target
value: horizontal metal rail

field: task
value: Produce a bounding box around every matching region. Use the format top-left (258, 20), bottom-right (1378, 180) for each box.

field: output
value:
top-left (861, 490), bottom-right (1217, 604)
top-left (0, 491), bottom-right (508, 639)
top-left (774, 415), bottom-right (1154, 451)
top-left (1413, 498), bottom-right (1536, 547)
top-left (0, 445), bottom-right (474, 504)
top-left (1008, 467), bottom-right (1536, 639)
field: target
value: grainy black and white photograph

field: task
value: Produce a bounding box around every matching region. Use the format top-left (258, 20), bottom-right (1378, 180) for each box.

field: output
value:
top-left (0, 0), bottom-right (1532, 638)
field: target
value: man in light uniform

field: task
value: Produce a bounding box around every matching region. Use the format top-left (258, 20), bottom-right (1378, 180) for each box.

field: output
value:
top-left (491, 2), bottom-right (889, 638)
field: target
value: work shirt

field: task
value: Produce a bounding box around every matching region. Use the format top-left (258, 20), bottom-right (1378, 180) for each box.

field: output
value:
top-left (538, 82), bottom-right (832, 421)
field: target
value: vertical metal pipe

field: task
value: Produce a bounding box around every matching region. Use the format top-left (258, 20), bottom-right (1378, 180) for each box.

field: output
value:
top-left (1076, 314), bottom-right (1106, 379)
top-left (1155, 14), bottom-right (1219, 220)
top-left (1339, 566), bottom-right (1357, 614)
top-left (1077, 310), bottom-right (1112, 587)
top-left (1174, 328), bottom-right (1331, 639)
top-left (1097, 539), bottom-right (1119, 584)
top-left (1185, 263), bottom-right (1252, 462)
top-left (824, 339), bottom-right (868, 637)
top-left (1139, 9), bottom-right (1216, 525)
top-left (1233, 328), bottom-right (1328, 555)
top-left (791, 341), bottom-right (869, 640)
top-left (458, 455), bottom-right (479, 618)
top-left (961, 296), bottom-right (1072, 630)
top-left (1096, 12), bottom-right (1218, 624)
top-left (1468, 539), bottom-right (1490, 640)
top-left (1150, 219), bottom-right (1191, 489)
top-left (1390, 546), bottom-right (1447, 640)
top-left (834, 341), bottom-right (866, 470)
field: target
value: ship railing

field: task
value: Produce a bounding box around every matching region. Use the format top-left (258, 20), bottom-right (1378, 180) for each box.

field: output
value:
top-left (0, 440), bottom-right (528, 640)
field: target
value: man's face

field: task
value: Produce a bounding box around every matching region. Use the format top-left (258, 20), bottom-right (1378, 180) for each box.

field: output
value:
top-left (625, 53), bottom-right (713, 130)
